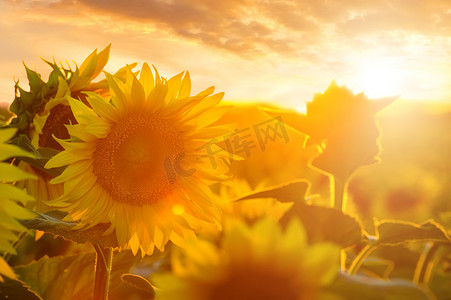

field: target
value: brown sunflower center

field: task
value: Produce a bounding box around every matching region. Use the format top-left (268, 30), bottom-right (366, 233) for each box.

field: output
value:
top-left (38, 104), bottom-right (77, 150)
top-left (92, 114), bottom-right (184, 206)
top-left (209, 264), bottom-right (312, 300)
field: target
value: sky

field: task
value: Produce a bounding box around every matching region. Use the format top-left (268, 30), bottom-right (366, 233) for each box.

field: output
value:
top-left (1, 0), bottom-right (451, 110)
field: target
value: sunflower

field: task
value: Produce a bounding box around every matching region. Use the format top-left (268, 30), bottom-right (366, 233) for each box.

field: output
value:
top-left (216, 104), bottom-right (313, 187)
top-left (152, 217), bottom-right (340, 300)
top-left (15, 45), bottom-right (133, 212)
top-left (0, 128), bottom-right (36, 281)
top-left (196, 179), bottom-right (293, 241)
top-left (45, 64), bottom-right (232, 255)
top-left (218, 179), bottom-right (292, 223)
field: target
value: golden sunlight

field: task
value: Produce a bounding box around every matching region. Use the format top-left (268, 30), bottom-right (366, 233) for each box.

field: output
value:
top-left (1, 0), bottom-right (451, 299)
top-left (351, 57), bottom-right (405, 99)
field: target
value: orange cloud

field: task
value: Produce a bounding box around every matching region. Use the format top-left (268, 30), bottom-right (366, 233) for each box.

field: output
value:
top-left (2, 0), bottom-right (451, 105)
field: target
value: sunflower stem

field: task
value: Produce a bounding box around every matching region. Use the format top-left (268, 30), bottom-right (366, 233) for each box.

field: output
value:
top-left (331, 175), bottom-right (349, 270)
top-left (93, 246), bottom-right (113, 300)
top-left (413, 242), bottom-right (442, 284)
top-left (2, 231), bottom-right (28, 262)
top-left (332, 176), bottom-right (348, 211)
top-left (348, 244), bottom-right (377, 275)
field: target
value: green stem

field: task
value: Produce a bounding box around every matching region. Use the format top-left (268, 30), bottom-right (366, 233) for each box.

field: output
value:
top-left (93, 246), bottom-right (113, 300)
top-left (348, 244), bottom-right (377, 275)
top-left (423, 245), bottom-right (450, 284)
top-left (332, 176), bottom-right (348, 211)
top-left (331, 175), bottom-right (349, 271)
top-left (413, 242), bottom-right (440, 284)
top-left (2, 231), bottom-right (28, 262)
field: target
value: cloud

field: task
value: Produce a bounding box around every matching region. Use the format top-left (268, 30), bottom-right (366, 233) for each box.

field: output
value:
top-left (61, 0), bottom-right (299, 56)
top-left (336, 0), bottom-right (451, 36)
top-left (7, 0), bottom-right (451, 59)
top-left (2, 0), bottom-right (451, 104)
top-left (6, 0), bottom-right (451, 66)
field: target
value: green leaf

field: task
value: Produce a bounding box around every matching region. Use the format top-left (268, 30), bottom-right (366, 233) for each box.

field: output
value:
top-left (10, 134), bottom-right (66, 177)
top-left (24, 65), bottom-right (44, 93)
top-left (121, 273), bottom-right (156, 297)
top-left (110, 250), bottom-right (141, 288)
top-left (109, 251), bottom-right (166, 300)
top-left (8, 61), bottom-right (59, 132)
top-left (429, 267), bottom-right (451, 300)
top-left (375, 219), bottom-right (451, 246)
top-left (14, 253), bottom-right (95, 300)
top-left (14, 250), bottom-right (139, 300)
top-left (10, 134), bottom-right (37, 154)
top-left (280, 203), bottom-right (364, 248)
top-left (0, 277), bottom-right (42, 300)
top-left (327, 272), bottom-right (435, 300)
top-left (43, 59), bottom-right (67, 89)
top-left (20, 148), bottom-right (65, 177)
top-left (359, 256), bottom-right (395, 279)
top-left (235, 180), bottom-right (310, 203)
top-left (0, 163), bottom-right (36, 181)
top-left (0, 102), bottom-right (13, 125)
top-left (21, 211), bottom-right (118, 248)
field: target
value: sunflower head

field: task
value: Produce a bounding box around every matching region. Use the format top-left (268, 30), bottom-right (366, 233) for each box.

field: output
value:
top-left (46, 63), bottom-right (232, 255)
top-left (152, 217), bottom-right (340, 300)
top-left (10, 46), bottom-right (134, 212)
top-left (0, 128), bottom-right (36, 281)
top-left (30, 45), bottom-right (116, 150)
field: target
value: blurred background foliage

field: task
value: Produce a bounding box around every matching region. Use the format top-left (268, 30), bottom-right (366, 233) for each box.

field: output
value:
top-left (2, 98), bottom-right (451, 299)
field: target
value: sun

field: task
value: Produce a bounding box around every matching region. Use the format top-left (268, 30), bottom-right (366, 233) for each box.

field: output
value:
top-left (351, 57), bottom-right (405, 99)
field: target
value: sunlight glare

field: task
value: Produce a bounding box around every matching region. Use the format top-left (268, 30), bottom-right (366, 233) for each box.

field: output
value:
top-left (353, 58), bottom-right (403, 99)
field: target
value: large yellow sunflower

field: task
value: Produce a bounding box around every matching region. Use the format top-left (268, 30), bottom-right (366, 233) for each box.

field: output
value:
top-left (16, 45), bottom-right (133, 212)
top-left (45, 64), bottom-right (232, 255)
top-left (152, 217), bottom-right (340, 300)
top-left (0, 128), bottom-right (36, 281)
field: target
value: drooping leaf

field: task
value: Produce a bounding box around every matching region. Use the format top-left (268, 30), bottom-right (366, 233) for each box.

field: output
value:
top-left (14, 253), bottom-right (96, 300)
top-left (10, 134), bottom-right (65, 177)
top-left (0, 277), bottom-right (42, 300)
top-left (21, 211), bottom-right (118, 248)
top-left (121, 273), bottom-right (156, 297)
top-left (10, 133), bottom-right (39, 155)
top-left (327, 272), bottom-right (435, 300)
top-left (14, 250), bottom-right (139, 300)
top-left (235, 180), bottom-right (310, 203)
top-left (110, 250), bottom-right (168, 300)
top-left (110, 250), bottom-right (141, 288)
top-left (280, 202), bottom-right (364, 248)
top-left (359, 256), bottom-right (395, 279)
top-left (375, 219), bottom-right (451, 246)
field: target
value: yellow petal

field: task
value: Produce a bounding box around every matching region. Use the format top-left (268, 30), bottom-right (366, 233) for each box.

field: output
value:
top-left (0, 257), bottom-right (16, 280)
top-left (139, 62), bottom-right (155, 96)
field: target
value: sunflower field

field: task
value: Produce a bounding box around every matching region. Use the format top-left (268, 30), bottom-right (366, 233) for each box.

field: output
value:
top-left (0, 46), bottom-right (450, 300)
